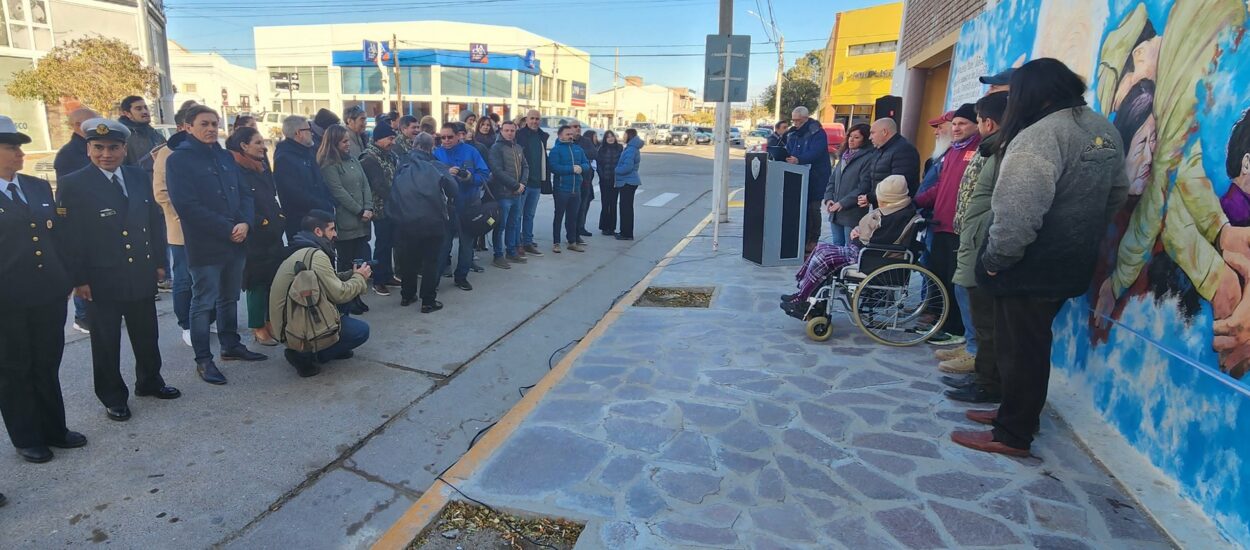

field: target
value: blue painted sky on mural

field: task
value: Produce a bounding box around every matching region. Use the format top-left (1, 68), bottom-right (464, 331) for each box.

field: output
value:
top-left (1197, 25), bottom-right (1250, 196)
top-left (946, 0), bottom-right (1039, 108)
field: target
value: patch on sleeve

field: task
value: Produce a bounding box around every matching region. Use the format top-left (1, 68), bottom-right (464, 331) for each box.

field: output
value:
top-left (56, 207), bottom-right (67, 217)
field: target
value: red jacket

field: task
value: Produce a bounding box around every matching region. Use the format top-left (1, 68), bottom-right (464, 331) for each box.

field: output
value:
top-left (916, 134), bottom-right (981, 234)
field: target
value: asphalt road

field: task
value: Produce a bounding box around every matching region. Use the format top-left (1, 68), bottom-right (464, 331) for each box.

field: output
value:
top-left (1, 148), bottom-right (743, 549)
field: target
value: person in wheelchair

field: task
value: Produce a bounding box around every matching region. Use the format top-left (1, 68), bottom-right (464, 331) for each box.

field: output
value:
top-left (782, 175), bottom-right (916, 318)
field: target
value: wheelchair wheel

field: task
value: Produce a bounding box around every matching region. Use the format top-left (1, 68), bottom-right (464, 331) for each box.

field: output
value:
top-left (806, 316), bottom-right (833, 342)
top-left (850, 263), bottom-right (949, 346)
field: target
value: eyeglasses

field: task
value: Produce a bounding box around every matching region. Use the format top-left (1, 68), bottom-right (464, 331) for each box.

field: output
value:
top-left (440, 135), bottom-right (456, 140)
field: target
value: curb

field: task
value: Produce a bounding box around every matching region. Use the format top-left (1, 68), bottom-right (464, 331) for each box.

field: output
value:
top-left (371, 192), bottom-right (735, 549)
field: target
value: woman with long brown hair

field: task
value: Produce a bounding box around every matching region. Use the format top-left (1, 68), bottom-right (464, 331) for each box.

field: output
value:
top-left (318, 124), bottom-right (374, 269)
top-left (226, 126), bottom-right (285, 345)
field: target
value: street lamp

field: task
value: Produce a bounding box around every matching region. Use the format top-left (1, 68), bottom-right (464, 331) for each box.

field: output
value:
top-left (748, 9), bottom-right (784, 124)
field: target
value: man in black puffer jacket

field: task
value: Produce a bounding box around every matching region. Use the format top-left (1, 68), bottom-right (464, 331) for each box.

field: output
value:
top-left (858, 118), bottom-right (921, 207)
top-left (515, 110), bottom-right (549, 256)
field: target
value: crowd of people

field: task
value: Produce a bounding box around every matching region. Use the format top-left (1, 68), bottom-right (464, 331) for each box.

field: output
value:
top-left (0, 98), bottom-right (646, 473)
top-left (778, 58), bottom-right (1129, 459)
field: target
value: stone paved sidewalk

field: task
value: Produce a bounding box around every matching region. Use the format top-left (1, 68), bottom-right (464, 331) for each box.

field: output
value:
top-left (450, 220), bottom-right (1173, 549)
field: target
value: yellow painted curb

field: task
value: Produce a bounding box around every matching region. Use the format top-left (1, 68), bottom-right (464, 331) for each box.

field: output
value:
top-left (372, 191), bottom-right (739, 549)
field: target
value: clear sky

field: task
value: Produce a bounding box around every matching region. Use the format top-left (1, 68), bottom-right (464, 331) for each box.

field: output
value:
top-left (166, 0), bottom-right (891, 102)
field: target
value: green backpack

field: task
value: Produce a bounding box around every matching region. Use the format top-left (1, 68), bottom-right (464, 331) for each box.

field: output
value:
top-left (280, 249), bottom-right (342, 352)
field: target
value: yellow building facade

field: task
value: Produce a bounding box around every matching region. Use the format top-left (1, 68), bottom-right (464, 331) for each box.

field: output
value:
top-left (818, 2), bottom-right (904, 128)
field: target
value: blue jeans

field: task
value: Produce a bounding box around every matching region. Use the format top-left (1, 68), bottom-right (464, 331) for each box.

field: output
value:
top-left (552, 190), bottom-right (580, 245)
top-left (170, 244), bottom-right (192, 330)
top-left (315, 315), bottom-right (369, 363)
top-left (492, 196), bottom-right (519, 258)
top-left (520, 186), bottom-right (541, 246)
top-left (953, 285), bottom-right (978, 354)
top-left (373, 218), bottom-right (396, 282)
top-left (188, 254), bottom-right (245, 361)
top-left (439, 209), bottom-right (474, 280)
top-left (73, 295), bottom-right (88, 323)
top-left (828, 222), bottom-right (853, 246)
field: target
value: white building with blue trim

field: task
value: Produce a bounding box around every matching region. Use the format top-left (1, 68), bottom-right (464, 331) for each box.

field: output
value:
top-left (252, 21), bottom-right (590, 125)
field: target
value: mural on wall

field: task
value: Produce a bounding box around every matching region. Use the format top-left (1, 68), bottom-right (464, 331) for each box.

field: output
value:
top-left (952, 0), bottom-right (1250, 545)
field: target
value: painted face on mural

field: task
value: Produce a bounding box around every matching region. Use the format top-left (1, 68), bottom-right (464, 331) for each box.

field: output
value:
top-left (1125, 114), bottom-right (1157, 196)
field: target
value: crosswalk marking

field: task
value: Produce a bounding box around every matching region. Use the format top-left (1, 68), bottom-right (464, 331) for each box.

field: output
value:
top-left (644, 192), bottom-right (679, 207)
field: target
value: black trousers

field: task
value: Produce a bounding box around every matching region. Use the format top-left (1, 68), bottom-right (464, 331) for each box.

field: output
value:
top-left (806, 200), bottom-right (822, 247)
top-left (335, 237), bottom-right (372, 271)
top-left (0, 299), bottom-right (69, 448)
top-left (618, 185), bottom-right (637, 238)
top-left (599, 179), bottom-right (618, 233)
top-left (577, 173), bottom-right (595, 235)
top-left (968, 286), bottom-right (999, 394)
top-left (397, 228), bottom-right (444, 306)
top-left (927, 232), bottom-right (965, 336)
top-left (87, 297), bottom-right (165, 408)
top-left (991, 295), bottom-right (1064, 449)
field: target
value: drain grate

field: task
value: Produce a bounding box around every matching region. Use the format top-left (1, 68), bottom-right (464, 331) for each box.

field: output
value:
top-left (634, 286), bottom-right (715, 308)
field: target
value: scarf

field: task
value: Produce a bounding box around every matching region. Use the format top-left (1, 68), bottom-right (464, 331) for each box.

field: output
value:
top-left (230, 150), bottom-right (266, 174)
top-left (949, 133), bottom-right (979, 151)
top-left (841, 147), bottom-right (864, 164)
top-left (474, 130), bottom-right (496, 148)
top-left (291, 230), bottom-right (336, 262)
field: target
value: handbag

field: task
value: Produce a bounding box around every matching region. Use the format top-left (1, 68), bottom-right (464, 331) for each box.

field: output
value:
top-left (460, 184), bottom-right (500, 237)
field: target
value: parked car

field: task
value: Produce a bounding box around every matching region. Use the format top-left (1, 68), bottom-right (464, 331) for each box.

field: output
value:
top-left (695, 127), bottom-right (713, 144)
top-left (743, 129), bottom-right (770, 152)
top-left (669, 125), bottom-right (694, 146)
top-left (540, 115), bottom-right (589, 149)
top-left (729, 127), bottom-right (743, 146)
top-left (629, 121), bottom-right (655, 144)
top-left (652, 124), bottom-right (672, 144)
top-left (258, 111), bottom-right (294, 142)
top-left (824, 123), bottom-right (847, 153)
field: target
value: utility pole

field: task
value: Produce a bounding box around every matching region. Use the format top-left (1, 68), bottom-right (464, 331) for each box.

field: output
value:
top-left (711, 0), bottom-right (732, 227)
top-left (773, 35), bottom-right (784, 123)
top-left (612, 47), bottom-right (619, 128)
top-left (393, 34), bottom-right (402, 114)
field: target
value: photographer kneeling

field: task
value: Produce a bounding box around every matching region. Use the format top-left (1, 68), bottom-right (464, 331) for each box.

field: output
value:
top-left (270, 210), bottom-right (371, 377)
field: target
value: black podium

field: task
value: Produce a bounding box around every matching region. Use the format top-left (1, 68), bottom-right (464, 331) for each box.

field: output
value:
top-left (742, 152), bottom-right (809, 266)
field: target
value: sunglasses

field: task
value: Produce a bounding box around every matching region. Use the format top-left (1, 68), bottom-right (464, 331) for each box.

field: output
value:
top-left (440, 135), bottom-right (456, 140)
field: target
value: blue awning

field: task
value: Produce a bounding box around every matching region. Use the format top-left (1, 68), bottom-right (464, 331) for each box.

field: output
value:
top-left (332, 48), bottom-right (541, 74)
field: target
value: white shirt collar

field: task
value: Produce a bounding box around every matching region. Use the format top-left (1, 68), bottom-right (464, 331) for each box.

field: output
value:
top-left (99, 166), bottom-right (122, 181)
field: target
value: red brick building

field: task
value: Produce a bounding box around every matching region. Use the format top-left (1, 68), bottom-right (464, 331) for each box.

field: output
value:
top-left (893, 0), bottom-right (985, 158)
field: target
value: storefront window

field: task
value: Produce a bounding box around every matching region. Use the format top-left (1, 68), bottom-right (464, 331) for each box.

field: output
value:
top-left (269, 66), bottom-right (328, 93)
top-left (517, 73), bottom-right (535, 100)
top-left (557, 79), bottom-right (567, 102)
top-left (0, 55), bottom-right (49, 150)
top-left (341, 66), bottom-right (385, 95)
top-left (440, 67), bottom-right (512, 98)
top-left (401, 66), bottom-right (432, 95)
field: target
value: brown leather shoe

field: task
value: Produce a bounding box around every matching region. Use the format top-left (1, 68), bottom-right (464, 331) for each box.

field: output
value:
top-left (965, 409), bottom-right (998, 425)
top-left (950, 430), bottom-right (1029, 458)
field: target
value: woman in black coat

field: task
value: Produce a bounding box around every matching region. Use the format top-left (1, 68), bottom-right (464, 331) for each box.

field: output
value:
top-left (596, 130), bottom-right (624, 235)
top-left (823, 123), bottom-right (874, 246)
top-left (227, 127), bottom-right (286, 346)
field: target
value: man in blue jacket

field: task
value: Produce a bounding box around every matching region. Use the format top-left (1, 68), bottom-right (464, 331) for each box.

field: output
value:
top-left (784, 106), bottom-right (831, 251)
top-left (433, 122), bottom-right (490, 291)
top-left (275, 115), bottom-right (334, 241)
top-left (167, 105), bottom-right (267, 386)
top-left (548, 125), bottom-right (590, 253)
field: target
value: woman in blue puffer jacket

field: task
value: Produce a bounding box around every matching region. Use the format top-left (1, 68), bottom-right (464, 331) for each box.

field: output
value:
top-left (614, 129), bottom-right (644, 240)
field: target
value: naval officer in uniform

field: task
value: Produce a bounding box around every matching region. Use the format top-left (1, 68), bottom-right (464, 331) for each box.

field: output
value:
top-left (0, 115), bottom-right (84, 465)
top-left (57, 118), bottom-right (180, 422)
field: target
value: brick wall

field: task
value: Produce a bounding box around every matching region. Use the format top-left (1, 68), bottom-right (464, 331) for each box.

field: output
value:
top-left (899, 0), bottom-right (984, 62)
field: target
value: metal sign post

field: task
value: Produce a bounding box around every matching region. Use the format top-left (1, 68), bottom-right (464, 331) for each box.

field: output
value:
top-left (704, 33), bottom-right (750, 251)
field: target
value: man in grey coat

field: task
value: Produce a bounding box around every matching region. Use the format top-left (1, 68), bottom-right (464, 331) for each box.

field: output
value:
top-left (488, 120), bottom-right (530, 267)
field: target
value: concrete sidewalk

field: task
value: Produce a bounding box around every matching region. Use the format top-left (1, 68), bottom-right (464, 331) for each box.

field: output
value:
top-left (395, 211), bottom-right (1181, 549)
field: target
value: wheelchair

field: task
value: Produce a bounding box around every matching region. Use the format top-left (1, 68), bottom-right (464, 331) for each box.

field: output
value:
top-left (795, 216), bottom-right (950, 347)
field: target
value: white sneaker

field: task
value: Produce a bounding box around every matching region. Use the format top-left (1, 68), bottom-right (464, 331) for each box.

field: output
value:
top-left (72, 321), bottom-right (90, 335)
top-left (182, 329), bottom-right (192, 347)
top-left (209, 323), bottom-right (217, 334)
